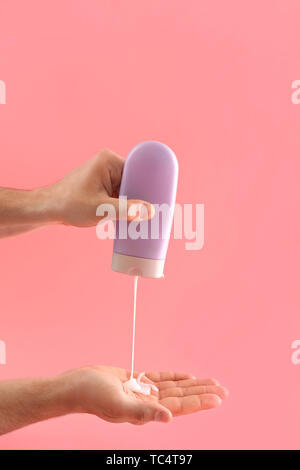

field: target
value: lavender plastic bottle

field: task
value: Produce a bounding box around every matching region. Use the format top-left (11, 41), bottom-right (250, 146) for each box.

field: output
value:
top-left (112, 141), bottom-right (178, 278)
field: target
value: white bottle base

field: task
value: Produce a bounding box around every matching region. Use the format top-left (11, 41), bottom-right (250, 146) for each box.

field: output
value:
top-left (112, 252), bottom-right (165, 279)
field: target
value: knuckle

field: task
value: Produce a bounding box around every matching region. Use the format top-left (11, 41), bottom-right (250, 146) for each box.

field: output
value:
top-left (97, 148), bottom-right (111, 161)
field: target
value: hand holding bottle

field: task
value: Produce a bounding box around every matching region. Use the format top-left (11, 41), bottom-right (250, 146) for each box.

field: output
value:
top-left (0, 149), bottom-right (154, 238)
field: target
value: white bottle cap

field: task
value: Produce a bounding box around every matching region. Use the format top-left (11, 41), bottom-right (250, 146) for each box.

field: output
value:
top-left (112, 252), bottom-right (165, 279)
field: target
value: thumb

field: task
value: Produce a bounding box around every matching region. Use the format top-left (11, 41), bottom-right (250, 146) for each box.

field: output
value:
top-left (107, 197), bottom-right (155, 221)
top-left (123, 398), bottom-right (172, 425)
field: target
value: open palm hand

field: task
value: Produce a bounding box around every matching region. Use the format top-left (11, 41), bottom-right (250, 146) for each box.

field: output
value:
top-left (67, 366), bottom-right (228, 425)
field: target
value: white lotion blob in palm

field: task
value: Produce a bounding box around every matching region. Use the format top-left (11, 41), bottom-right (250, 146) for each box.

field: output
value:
top-left (124, 371), bottom-right (158, 396)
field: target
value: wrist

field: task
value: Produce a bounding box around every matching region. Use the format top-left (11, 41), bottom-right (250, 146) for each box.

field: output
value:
top-left (41, 374), bottom-right (79, 418)
top-left (53, 368), bottom-right (91, 415)
top-left (29, 186), bottom-right (62, 225)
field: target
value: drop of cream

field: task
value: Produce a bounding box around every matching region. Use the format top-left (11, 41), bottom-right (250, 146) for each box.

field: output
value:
top-left (124, 372), bottom-right (158, 396)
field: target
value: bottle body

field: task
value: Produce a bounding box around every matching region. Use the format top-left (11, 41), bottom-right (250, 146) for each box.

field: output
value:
top-left (112, 141), bottom-right (178, 278)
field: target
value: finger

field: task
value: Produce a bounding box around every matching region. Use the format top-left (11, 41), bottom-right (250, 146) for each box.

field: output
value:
top-left (106, 198), bottom-right (155, 221)
top-left (159, 385), bottom-right (228, 400)
top-left (145, 371), bottom-right (197, 383)
top-left (158, 377), bottom-right (219, 390)
top-left (127, 200), bottom-right (155, 221)
top-left (122, 396), bottom-right (172, 425)
top-left (160, 394), bottom-right (222, 416)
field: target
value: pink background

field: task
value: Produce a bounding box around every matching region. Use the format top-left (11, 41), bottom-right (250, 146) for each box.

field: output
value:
top-left (0, 0), bottom-right (300, 450)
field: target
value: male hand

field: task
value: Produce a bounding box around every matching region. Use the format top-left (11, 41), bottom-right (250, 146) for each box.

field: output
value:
top-left (63, 365), bottom-right (228, 425)
top-left (0, 149), bottom-right (154, 237)
top-left (47, 149), bottom-right (154, 227)
top-left (0, 365), bottom-right (228, 435)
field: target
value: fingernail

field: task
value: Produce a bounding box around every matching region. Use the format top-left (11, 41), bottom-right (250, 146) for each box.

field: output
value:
top-left (149, 204), bottom-right (155, 219)
top-left (128, 203), bottom-right (155, 221)
top-left (128, 203), bottom-right (148, 221)
top-left (154, 410), bottom-right (172, 423)
top-left (154, 411), bottom-right (165, 422)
